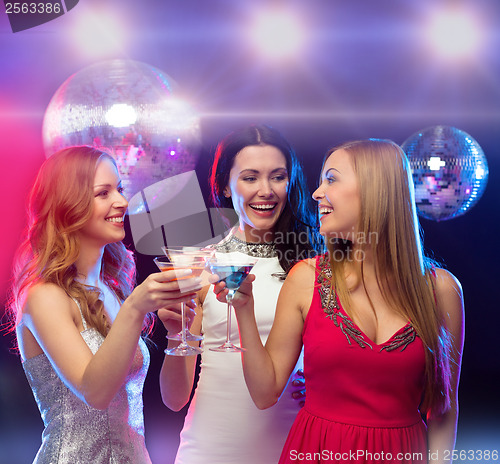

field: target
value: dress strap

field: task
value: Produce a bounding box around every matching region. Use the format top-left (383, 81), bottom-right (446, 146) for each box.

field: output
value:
top-left (72, 298), bottom-right (88, 331)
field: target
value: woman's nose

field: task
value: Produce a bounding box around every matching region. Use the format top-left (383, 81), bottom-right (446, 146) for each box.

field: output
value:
top-left (312, 185), bottom-right (323, 201)
top-left (258, 180), bottom-right (273, 197)
top-left (114, 191), bottom-right (129, 209)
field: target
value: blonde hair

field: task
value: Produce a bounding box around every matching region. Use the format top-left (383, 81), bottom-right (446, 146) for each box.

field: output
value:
top-left (323, 139), bottom-right (451, 417)
top-left (8, 146), bottom-right (153, 339)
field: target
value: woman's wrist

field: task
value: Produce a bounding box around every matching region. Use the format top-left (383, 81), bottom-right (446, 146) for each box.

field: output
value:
top-left (119, 299), bottom-right (147, 326)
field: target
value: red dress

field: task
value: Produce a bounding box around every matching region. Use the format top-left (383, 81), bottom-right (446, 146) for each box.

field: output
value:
top-left (279, 256), bottom-right (427, 463)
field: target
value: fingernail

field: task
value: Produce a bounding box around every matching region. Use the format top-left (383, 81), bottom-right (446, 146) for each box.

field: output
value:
top-left (177, 269), bottom-right (193, 276)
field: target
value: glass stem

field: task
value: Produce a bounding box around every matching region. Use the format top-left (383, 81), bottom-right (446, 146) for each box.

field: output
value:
top-left (225, 293), bottom-right (234, 344)
top-left (180, 302), bottom-right (188, 346)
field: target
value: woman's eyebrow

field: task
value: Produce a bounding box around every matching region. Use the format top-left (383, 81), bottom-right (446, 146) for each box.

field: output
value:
top-left (94, 181), bottom-right (122, 188)
top-left (239, 167), bottom-right (288, 175)
top-left (324, 167), bottom-right (340, 176)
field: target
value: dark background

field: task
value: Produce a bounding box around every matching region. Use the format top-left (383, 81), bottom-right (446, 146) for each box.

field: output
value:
top-left (1, 1), bottom-right (499, 463)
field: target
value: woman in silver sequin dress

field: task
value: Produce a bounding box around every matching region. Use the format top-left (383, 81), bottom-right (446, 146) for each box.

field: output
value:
top-left (7, 147), bottom-right (201, 464)
top-left (158, 125), bottom-right (321, 464)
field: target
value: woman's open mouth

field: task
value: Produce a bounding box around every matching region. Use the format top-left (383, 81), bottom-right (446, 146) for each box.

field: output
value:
top-left (249, 203), bottom-right (277, 215)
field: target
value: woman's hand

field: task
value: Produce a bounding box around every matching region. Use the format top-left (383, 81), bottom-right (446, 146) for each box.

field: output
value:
top-left (290, 368), bottom-right (306, 407)
top-left (157, 299), bottom-right (197, 334)
top-left (126, 270), bottom-right (201, 318)
top-left (212, 274), bottom-right (256, 310)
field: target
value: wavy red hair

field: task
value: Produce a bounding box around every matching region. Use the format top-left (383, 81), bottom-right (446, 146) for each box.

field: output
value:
top-left (8, 146), bottom-right (153, 339)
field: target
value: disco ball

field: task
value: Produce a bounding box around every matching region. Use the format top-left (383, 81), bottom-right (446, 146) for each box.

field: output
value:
top-left (402, 125), bottom-right (488, 221)
top-left (42, 59), bottom-right (201, 212)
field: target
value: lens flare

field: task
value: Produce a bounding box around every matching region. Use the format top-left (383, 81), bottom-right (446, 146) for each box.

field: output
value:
top-left (250, 9), bottom-right (305, 60)
top-left (70, 9), bottom-right (126, 57)
top-left (427, 10), bottom-right (481, 60)
top-left (105, 104), bottom-right (137, 128)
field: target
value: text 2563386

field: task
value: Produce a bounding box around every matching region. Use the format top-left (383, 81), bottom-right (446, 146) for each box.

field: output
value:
top-left (5, 2), bottom-right (62, 14)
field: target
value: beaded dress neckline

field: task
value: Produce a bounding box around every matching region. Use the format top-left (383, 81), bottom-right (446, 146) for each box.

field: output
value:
top-left (215, 232), bottom-right (277, 259)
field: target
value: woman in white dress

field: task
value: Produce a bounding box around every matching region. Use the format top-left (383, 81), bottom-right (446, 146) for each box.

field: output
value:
top-left (158, 125), bottom-right (320, 464)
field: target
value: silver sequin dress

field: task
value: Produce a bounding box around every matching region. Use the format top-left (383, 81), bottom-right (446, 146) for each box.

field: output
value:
top-left (21, 305), bottom-right (152, 464)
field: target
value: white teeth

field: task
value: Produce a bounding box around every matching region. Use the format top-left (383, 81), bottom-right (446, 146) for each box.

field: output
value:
top-left (251, 204), bottom-right (275, 210)
top-left (106, 216), bottom-right (124, 223)
top-left (319, 208), bottom-right (333, 214)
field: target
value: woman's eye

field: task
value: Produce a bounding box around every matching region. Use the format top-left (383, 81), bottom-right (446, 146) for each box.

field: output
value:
top-left (96, 190), bottom-right (108, 197)
top-left (118, 186), bottom-right (125, 194)
top-left (273, 175), bottom-right (287, 182)
top-left (326, 177), bottom-right (335, 184)
top-left (243, 177), bottom-right (257, 182)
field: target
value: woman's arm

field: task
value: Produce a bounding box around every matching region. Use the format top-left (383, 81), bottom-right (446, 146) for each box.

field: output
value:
top-left (427, 268), bottom-right (465, 463)
top-left (20, 271), bottom-right (200, 410)
top-left (215, 260), bottom-right (315, 409)
top-left (157, 288), bottom-right (207, 411)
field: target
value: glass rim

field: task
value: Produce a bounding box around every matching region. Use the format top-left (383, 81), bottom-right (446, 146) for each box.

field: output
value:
top-left (161, 245), bottom-right (214, 252)
top-left (208, 257), bottom-right (258, 265)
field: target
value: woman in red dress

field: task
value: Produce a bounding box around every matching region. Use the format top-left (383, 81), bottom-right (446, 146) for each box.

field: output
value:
top-left (214, 139), bottom-right (464, 463)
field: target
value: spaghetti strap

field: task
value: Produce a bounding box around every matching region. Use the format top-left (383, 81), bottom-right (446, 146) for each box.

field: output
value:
top-left (72, 298), bottom-right (88, 331)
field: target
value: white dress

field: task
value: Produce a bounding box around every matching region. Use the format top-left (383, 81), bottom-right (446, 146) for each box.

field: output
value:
top-left (175, 239), bottom-right (303, 464)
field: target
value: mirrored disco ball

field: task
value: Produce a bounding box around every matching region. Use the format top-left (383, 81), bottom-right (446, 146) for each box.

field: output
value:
top-left (42, 59), bottom-right (201, 212)
top-left (402, 125), bottom-right (488, 221)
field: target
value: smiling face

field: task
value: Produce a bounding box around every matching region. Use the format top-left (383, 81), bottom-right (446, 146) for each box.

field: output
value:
top-left (78, 157), bottom-right (128, 250)
top-left (223, 144), bottom-right (288, 242)
top-left (312, 148), bottom-right (361, 241)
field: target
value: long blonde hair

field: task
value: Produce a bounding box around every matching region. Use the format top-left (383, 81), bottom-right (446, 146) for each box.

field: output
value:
top-left (8, 146), bottom-right (153, 339)
top-left (323, 139), bottom-right (451, 417)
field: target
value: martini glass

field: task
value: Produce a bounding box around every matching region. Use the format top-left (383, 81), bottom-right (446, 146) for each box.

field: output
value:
top-left (161, 246), bottom-right (213, 342)
top-left (154, 246), bottom-right (212, 356)
top-left (208, 254), bottom-right (257, 352)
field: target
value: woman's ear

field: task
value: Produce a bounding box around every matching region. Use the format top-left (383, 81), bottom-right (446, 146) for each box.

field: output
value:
top-left (223, 186), bottom-right (231, 198)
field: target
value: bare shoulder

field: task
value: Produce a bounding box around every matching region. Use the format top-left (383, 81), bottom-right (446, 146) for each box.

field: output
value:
top-left (24, 282), bottom-right (74, 316)
top-left (433, 268), bottom-right (464, 323)
top-left (279, 259), bottom-right (316, 317)
top-left (284, 258), bottom-right (316, 287)
top-left (434, 268), bottom-right (463, 301)
top-left (20, 283), bottom-right (79, 359)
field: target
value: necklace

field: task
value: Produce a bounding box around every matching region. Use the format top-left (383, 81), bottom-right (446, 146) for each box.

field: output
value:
top-left (215, 231), bottom-right (277, 259)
